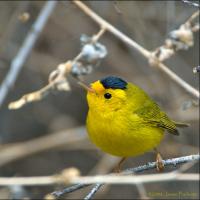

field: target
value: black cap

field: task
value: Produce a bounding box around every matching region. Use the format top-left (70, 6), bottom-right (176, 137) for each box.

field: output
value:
top-left (100, 76), bottom-right (127, 90)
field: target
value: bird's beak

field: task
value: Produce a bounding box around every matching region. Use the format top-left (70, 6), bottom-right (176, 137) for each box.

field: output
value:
top-left (78, 81), bottom-right (96, 93)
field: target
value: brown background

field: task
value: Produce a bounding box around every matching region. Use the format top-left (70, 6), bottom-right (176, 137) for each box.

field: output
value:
top-left (0, 1), bottom-right (199, 199)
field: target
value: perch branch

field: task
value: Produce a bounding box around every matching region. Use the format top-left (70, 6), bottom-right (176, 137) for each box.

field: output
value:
top-left (0, 1), bottom-right (57, 108)
top-left (49, 154), bottom-right (199, 199)
top-left (0, 155), bottom-right (198, 187)
top-left (83, 154), bottom-right (149, 199)
top-left (73, 173), bottom-right (199, 185)
top-left (7, 173), bottom-right (197, 187)
top-left (81, 155), bottom-right (121, 199)
top-left (73, 0), bottom-right (199, 98)
top-left (83, 154), bottom-right (199, 199)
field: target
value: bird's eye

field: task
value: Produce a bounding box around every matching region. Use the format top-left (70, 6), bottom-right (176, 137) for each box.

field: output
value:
top-left (104, 93), bottom-right (112, 99)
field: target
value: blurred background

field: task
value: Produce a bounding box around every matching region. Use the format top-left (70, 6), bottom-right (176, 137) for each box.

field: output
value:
top-left (0, 1), bottom-right (199, 199)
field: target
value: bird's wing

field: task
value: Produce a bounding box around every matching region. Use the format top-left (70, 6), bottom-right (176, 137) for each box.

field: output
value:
top-left (134, 100), bottom-right (179, 135)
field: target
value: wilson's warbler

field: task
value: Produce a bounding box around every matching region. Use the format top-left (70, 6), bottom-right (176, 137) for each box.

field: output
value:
top-left (82, 76), bottom-right (188, 171)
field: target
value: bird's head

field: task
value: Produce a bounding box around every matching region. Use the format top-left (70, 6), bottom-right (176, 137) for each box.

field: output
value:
top-left (83, 76), bottom-right (128, 113)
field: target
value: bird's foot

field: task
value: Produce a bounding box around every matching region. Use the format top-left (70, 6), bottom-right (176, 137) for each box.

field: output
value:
top-left (156, 152), bottom-right (164, 172)
top-left (113, 157), bottom-right (127, 173)
top-left (113, 167), bottom-right (121, 173)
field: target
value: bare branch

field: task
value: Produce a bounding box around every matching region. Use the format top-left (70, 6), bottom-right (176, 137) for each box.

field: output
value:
top-left (73, 1), bottom-right (150, 58)
top-left (50, 183), bottom-right (90, 198)
top-left (72, 173), bottom-right (199, 185)
top-left (49, 154), bottom-right (200, 199)
top-left (0, 1), bottom-right (57, 108)
top-left (6, 1), bottom-right (199, 110)
top-left (0, 126), bottom-right (87, 167)
top-left (0, 168), bottom-right (80, 186)
top-left (8, 27), bottom-right (107, 109)
top-left (182, 0), bottom-right (200, 8)
top-left (8, 61), bottom-right (72, 109)
top-left (85, 155), bottom-right (149, 199)
top-left (73, 1), bottom-right (199, 98)
top-left (152, 11), bottom-right (199, 62)
top-left (84, 183), bottom-right (103, 200)
top-left (0, 155), bottom-right (198, 188)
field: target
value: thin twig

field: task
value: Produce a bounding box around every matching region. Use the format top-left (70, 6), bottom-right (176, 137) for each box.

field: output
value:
top-left (49, 154), bottom-right (200, 199)
top-left (73, 0), bottom-right (199, 98)
top-left (0, 176), bottom-right (61, 186)
top-left (73, 1), bottom-right (150, 58)
top-left (0, 168), bottom-right (80, 186)
top-left (152, 10), bottom-right (199, 62)
top-left (85, 155), bottom-right (149, 199)
top-left (182, 0), bottom-right (200, 8)
top-left (84, 183), bottom-right (103, 200)
top-left (0, 1), bottom-right (57, 108)
top-left (8, 27), bottom-right (107, 109)
top-left (66, 155), bottom-right (120, 199)
top-left (8, 61), bottom-right (72, 109)
top-left (51, 183), bottom-right (90, 198)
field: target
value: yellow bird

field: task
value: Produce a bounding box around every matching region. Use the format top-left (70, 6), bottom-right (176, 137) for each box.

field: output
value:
top-left (81, 76), bottom-right (188, 171)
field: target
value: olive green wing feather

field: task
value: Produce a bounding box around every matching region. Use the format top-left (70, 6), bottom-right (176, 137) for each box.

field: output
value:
top-left (134, 100), bottom-right (180, 135)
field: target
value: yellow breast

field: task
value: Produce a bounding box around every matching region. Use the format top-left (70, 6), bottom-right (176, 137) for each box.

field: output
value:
top-left (86, 109), bottom-right (164, 157)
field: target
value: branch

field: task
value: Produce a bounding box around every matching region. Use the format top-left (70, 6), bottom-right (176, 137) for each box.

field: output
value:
top-left (0, 168), bottom-right (80, 186)
top-left (49, 154), bottom-right (200, 199)
top-left (0, 126), bottom-right (87, 167)
top-left (7, 1), bottom-right (200, 109)
top-left (81, 155), bottom-right (122, 199)
top-left (72, 173), bottom-right (199, 185)
top-left (151, 11), bottom-right (199, 62)
top-left (0, 1), bottom-right (57, 108)
top-left (83, 154), bottom-right (149, 199)
top-left (83, 154), bottom-right (200, 199)
top-left (84, 183), bottom-right (102, 200)
top-left (8, 27), bottom-right (107, 109)
top-left (0, 155), bottom-right (198, 187)
top-left (182, 0), bottom-right (200, 8)
top-left (73, 1), bottom-right (199, 99)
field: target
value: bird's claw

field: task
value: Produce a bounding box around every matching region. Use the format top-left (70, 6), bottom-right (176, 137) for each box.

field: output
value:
top-left (156, 153), bottom-right (164, 172)
top-left (113, 157), bottom-right (126, 173)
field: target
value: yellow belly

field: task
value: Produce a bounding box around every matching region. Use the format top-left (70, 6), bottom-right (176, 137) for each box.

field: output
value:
top-left (86, 111), bottom-right (164, 157)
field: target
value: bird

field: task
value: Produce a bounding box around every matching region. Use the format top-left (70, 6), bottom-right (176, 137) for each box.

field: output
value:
top-left (80, 76), bottom-right (188, 172)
